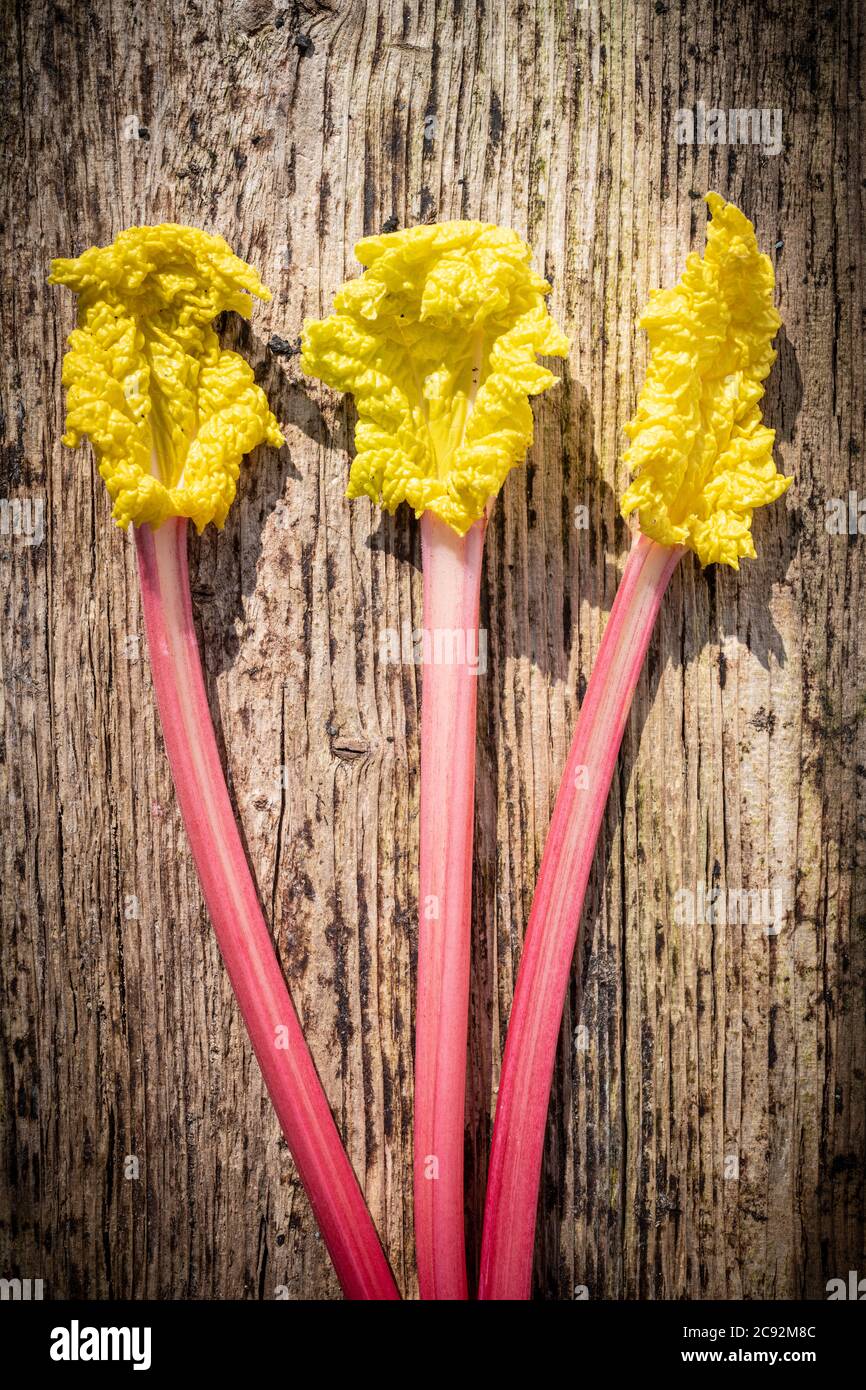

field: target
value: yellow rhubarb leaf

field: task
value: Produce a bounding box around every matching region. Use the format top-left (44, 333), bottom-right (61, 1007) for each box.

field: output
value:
top-left (301, 221), bottom-right (569, 535)
top-left (50, 225), bottom-right (284, 532)
top-left (621, 192), bottom-right (791, 569)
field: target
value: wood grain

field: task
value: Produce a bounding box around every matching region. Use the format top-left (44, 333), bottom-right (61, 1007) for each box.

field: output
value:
top-left (1, 0), bottom-right (863, 1300)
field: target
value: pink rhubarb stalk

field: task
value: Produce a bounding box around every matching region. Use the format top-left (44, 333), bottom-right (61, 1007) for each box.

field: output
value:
top-left (414, 511), bottom-right (486, 1300)
top-left (52, 224), bottom-right (403, 1300)
top-left (299, 219), bottom-right (570, 1299)
top-left (137, 517), bottom-right (399, 1301)
top-left (479, 533), bottom-right (682, 1300)
top-left (479, 192), bottom-right (791, 1299)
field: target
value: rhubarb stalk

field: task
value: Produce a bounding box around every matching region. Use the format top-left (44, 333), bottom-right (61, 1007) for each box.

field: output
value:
top-left (301, 222), bottom-right (568, 1297)
top-left (480, 193), bottom-right (792, 1300)
top-left (479, 533), bottom-right (681, 1299)
top-left (51, 226), bottom-right (398, 1300)
top-left (414, 511), bottom-right (485, 1299)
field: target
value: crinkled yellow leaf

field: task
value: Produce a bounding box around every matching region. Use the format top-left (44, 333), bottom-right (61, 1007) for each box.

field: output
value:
top-left (621, 193), bottom-right (791, 569)
top-left (301, 221), bottom-right (569, 535)
top-left (50, 225), bottom-right (284, 532)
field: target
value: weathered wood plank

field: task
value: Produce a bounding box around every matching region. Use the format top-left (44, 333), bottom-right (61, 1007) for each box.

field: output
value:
top-left (1, 0), bottom-right (863, 1299)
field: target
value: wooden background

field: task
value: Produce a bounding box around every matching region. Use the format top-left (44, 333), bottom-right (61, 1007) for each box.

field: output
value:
top-left (1, 0), bottom-right (864, 1300)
